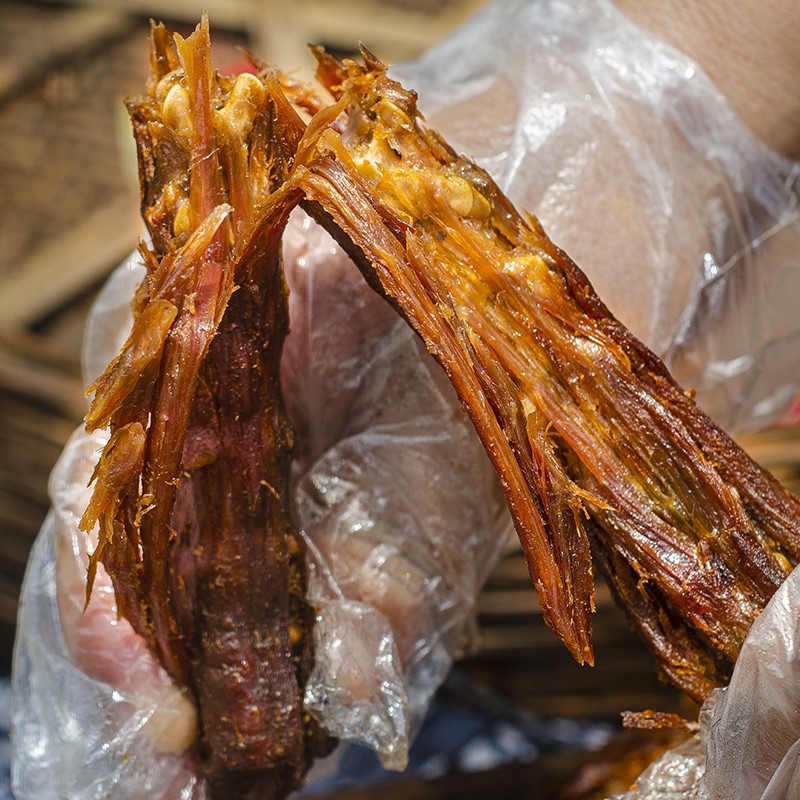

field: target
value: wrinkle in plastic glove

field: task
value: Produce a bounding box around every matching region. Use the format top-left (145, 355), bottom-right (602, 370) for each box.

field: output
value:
top-left (284, 214), bottom-right (511, 769)
top-left (609, 561), bottom-right (800, 800)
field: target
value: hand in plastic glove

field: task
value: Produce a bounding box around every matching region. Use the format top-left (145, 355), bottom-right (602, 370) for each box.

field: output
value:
top-left (12, 0), bottom-right (800, 798)
top-left (12, 210), bottom-right (511, 799)
top-left (609, 560), bottom-right (800, 800)
top-left (280, 213), bottom-right (512, 765)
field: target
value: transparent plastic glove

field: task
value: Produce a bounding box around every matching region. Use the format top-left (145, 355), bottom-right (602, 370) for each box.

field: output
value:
top-left (395, 0), bottom-right (800, 435)
top-left (12, 261), bottom-right (205, 800)
top-left (608, 561), bottom-right (800, 800)
top-left (12, 207), bottom-right (512, 798)
top-left (700, 563), bottom-right (800, 800)
top-left (282, 214), bottom-right (513, 769)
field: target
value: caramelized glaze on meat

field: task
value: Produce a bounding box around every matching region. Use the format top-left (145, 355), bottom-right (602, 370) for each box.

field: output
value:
top-left (292, 48), bottom-right (800, 699)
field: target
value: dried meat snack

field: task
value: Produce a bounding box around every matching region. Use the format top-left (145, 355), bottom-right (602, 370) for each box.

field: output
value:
top-left (289, 48), bottom-right (800, 700)
top-left (81, 17), bottom-right (800, 798)
top-left (83, 20), bottom-right (331, 799)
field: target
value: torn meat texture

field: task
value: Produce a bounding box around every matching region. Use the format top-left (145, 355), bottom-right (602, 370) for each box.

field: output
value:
top-left (83, 19), bottom-right (331, 799)
top-left (290, 48), bottom-right (800, 700)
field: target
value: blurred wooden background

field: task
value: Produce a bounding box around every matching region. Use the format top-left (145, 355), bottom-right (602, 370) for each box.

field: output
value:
top-left (3, 1), bottom-right (800, 795)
